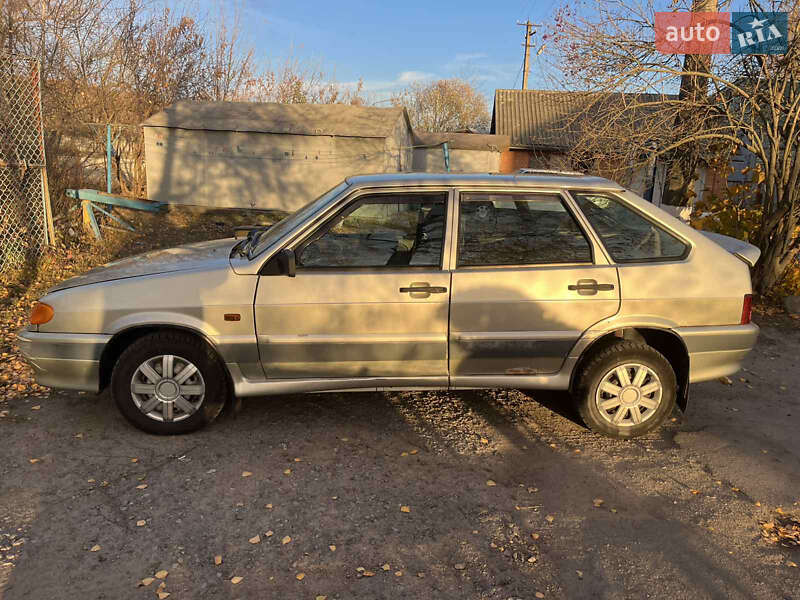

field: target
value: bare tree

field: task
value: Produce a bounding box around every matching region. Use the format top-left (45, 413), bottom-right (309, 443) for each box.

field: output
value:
top-left (547, 0), bottom-right (800, 293)
top-left (391, 78), bottom-right (490, 132)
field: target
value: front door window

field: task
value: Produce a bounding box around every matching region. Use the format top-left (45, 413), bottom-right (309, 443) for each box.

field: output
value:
top-left (297, 193), bottom-right (447, 269)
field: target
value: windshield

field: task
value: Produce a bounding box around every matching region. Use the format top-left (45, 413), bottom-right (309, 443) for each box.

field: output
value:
top-left (247, 181), bottom-right (350, 259)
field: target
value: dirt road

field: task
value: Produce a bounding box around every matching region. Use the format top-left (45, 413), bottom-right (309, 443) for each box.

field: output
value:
top-left (1, 323), bottom-right (798, 599)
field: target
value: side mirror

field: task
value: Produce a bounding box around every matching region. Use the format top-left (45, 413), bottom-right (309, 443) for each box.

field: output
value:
top-left (277, 248), bottom-right (296, 277)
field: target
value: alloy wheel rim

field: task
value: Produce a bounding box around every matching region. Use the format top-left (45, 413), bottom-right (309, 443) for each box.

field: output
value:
top-left (130, 355), bottom-right (205, 423)
top-left (595, 363), bottom-right (662, 427)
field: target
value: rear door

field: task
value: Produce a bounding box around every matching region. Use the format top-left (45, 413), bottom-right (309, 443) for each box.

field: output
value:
top-left (254, 188), bottom-right (452, 380)
top-left (448, 189), bottom-right (620, 376)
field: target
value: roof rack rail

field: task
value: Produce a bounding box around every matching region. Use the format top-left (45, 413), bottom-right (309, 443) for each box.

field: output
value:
top-left (516, 168), bottom-right (585, 177)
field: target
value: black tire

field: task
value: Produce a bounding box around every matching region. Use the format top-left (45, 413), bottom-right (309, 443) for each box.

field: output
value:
top-left (111, 331), bottom-right (229, 434)
top-left (573, 341), bottom-right (676, 439)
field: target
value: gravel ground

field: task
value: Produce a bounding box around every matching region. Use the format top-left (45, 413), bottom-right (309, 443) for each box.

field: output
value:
top-left (1, 324), bottom-right (799, 600)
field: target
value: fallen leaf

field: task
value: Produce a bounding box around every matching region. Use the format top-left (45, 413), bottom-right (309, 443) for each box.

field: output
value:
top-left (140, 577), bottom-right (155, 586)
top-left (382, 563), bottom-right (390, 571)
top-left (691, 490), bottom-right (700, 495)
top-left (395, 571), bottom-right (403, 576)
top-left (265, 503), bottom-right (273, 509)
top-left (400, 506), bottom-right (411, 513)
top-left (296, 573), bottom-right (305, 580)
top-left (356, 567), bottom-right (365, 572)
top-left (75, 433), bottom-right (84, 439)
top-left (536, 593), bottom-right (545, 599)
top-left (755, 501), bottom-right (761, 507)
top-left (574, 449), bottom-right (581, 453)
top-left (231, 576), bottom-right (243, 584)
top-left (788, 561), bottom-right (798, 568)
top-left (328, 544), bottom-right (336, 551)
top-left (545, 515), bottom-right (555, 523)
top-left (576, 569), bottom-right (583, 578)
top-left (281, 536), bottom-right (292, 545)
top-left (593, 498), bottom-right (604, 507)
top-left (31, 405), bottom-right (41, 410)
top-left (531, 533), bottom-right (540, 540)
top-left (401, 451), bottom-right (409, 457)
top-left (136, 483), bottom-right (148, 490)
top-left (454, 563), bottom-right (466, 570)
top-left (294, 457), bottom-right (302, 462)
top-left (549, 443), bottom-right (556, 448)
top-left (136, 520), bottom-right (146, 527)
top-left (479, 437), bottom-right (489, 444)
top-left (28, 458), bottom-right (40, 464)
top-left (410, 449), bottom-right (418, 455)
top-left (362, 571), bottom-right (375, 577)
top-left (265, 530), bottom-right (274, 537)
top-left (283, 469), bottom-right (292, 475)
top-left (130, 457), bottom-right (138, 463)
top-left (719, 376), bottom-right (733, 385)
top-left (242, 471), bottom-right (252, 478)
top-left (249, 535), bottom-right (261, 544)
top-left (155, 570), bottom-right (168, 579)
top-left (89, 545), bottom-right (101, 552)
top-left (87, 479), bottom-right (95, 483)
top-left (157, 593), bottom-right (170, 599)
top-left (486, 480), bottom-right (497, 487)
top-left (316, 596), bottom-right (328, 600)
top-left (528, 556), bottom-right (537, 563)
top-left (214, 555), bottom-right (222, 565)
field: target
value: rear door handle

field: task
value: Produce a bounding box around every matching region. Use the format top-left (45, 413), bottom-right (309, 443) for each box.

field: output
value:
top-left (568, 279), bottom-right (615, 296)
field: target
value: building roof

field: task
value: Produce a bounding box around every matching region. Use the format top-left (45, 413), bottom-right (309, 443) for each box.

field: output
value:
top-left (412, 131), bottom-right (511, 152)
top-left (491, 89), bottom-right (673, 151)
top-left (345, 171), bottom-right (622, 190)
top-left (142, 101), bottom-right (410, 138)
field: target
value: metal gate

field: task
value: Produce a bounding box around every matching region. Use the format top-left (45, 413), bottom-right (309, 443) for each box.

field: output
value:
top-left (0, 53), bottom-right (53, 272)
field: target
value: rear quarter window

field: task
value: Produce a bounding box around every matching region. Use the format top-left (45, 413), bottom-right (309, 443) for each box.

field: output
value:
top-left (571, 192), bottom-right (688, 262)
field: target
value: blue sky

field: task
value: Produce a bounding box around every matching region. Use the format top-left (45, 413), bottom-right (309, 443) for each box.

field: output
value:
top-left (231, 0), bottom-right (561, 101)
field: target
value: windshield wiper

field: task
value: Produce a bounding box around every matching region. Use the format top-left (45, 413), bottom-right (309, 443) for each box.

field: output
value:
top-left (231, 225), bottom-right (272, 258)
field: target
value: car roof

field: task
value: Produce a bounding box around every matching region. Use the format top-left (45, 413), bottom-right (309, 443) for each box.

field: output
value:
top-left (345, 171), bottom-right (624, 191)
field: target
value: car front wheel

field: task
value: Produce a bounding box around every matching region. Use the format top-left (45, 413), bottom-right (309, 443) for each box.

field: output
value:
top-left (573, 341), bottom-right (676, 438)
top-left (111, 331), bottom-right (229, 434)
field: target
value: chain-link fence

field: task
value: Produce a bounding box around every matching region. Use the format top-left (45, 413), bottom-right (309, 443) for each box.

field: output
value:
top-left (0, 53), bottom-right (53, 272)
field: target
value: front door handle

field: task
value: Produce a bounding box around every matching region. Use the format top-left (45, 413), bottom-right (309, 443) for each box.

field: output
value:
top-left (568, 279), bottom-right (615, 296)
top-left (399, 282), bottom-right (448, 298)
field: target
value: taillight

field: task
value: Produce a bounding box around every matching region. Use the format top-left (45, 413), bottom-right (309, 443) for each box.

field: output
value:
top-left (30, 302), bottom-right (54, 325)
top-left (741, 294), bottom-right (753, 325)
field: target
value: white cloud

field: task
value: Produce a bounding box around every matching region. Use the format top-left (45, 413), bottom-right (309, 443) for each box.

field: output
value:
top-left (397, 70), bottom-right (435, 83)
top-left (453, 52), bottom-right (489, 62)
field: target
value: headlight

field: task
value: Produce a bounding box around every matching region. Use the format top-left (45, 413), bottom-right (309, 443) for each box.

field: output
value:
top-left (30, 302), bottom-right (54, 325)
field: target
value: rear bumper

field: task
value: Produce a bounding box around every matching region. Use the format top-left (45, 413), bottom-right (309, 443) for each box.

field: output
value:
top-left (16, 329), bottom-right (111, 392)
top-left (675, 324), bottom-right (759, 383)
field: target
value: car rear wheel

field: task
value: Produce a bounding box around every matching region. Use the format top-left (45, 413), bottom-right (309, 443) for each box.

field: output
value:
top-left (573, 340), bottom-right (676, 438)
top-left (111, 331), bottom-right (229, 434)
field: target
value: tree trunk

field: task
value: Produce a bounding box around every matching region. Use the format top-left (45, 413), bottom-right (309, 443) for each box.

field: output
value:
top-left (661, 0), bottom-right (718, 207)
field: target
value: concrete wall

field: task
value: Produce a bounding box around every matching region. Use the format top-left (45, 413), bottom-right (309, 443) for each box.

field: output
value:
top-left (144, 118), bottom-right (409, 211)
top-left (413, 147), bottom-right (501, 173)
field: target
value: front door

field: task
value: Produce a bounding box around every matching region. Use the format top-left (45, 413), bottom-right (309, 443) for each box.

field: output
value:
top-left (449, 190), bottom-right (620, 376)
top-left (254, 190), bottom-right (452, 380)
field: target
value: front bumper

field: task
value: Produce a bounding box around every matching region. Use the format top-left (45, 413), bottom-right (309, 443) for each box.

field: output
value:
top-left (676, 323), bottom-right (760, 383)
top-left (16, 329), bottom-right (111, 392)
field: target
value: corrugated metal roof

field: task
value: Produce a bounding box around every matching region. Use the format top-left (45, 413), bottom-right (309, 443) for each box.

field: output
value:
top-left (412, 131), bottom-right (511, 151)
top-left (492, 89), bottom-right (673, 150)
top-left (142, 101), bottom-right (410, 138)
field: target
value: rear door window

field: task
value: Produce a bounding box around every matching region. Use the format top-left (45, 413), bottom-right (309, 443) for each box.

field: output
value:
top-left (457, 192), bottom-right (592, 266)
top-left (571, 192), bottom-right (688, 262)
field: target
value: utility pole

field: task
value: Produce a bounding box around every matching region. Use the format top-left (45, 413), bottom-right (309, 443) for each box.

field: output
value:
top-left (517, 20), bottom-right (535, 90)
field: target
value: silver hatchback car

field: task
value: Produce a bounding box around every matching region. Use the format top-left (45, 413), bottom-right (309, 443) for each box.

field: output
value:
top-left (18, 172), bottom-right (760, 437)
